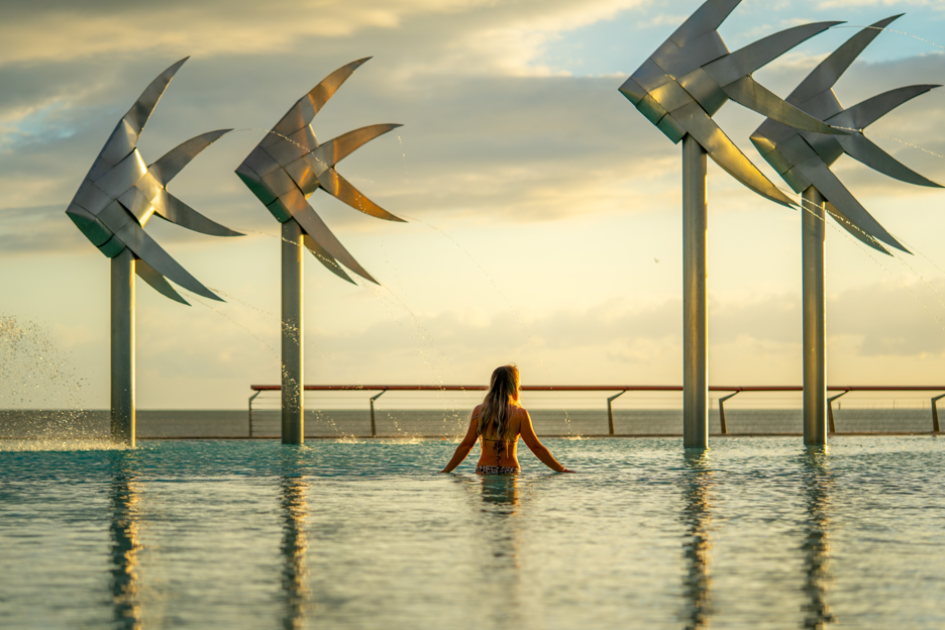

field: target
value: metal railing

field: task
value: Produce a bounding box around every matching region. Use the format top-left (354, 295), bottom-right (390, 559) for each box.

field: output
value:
top-left (249, 385), bottom-right (945, 437)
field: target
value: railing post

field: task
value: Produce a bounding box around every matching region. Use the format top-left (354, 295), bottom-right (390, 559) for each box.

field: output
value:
top-left (826, 391), bottom-right (848, 435)
top-left (932, 394), bottom-right (944, 434)
top-left (607, 390), bottom-right (627, 436)
top-left (717, 392), bottom-right (739, 435)
top-left (370, 390), bottom-right (387, 437)
top-left (248, 390), bottom-right (262, 438)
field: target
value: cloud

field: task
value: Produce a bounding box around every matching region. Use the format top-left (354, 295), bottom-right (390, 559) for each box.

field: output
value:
top-left (0, 0), bottom-right (648, 78)
top-left (818, 0), bottom-right (937, 9)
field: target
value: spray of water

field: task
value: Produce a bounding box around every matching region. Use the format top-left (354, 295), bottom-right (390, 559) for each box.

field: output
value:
top-left (0, 315), bottom-right (111, 448)
top-left (830, 24), bottom-right (945, 53)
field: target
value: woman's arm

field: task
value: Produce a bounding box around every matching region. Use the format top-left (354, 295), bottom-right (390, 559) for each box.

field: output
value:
top-left (520, 409), bottom-right (574, 473)
top-left (441, 407), bottom-right (481, 473)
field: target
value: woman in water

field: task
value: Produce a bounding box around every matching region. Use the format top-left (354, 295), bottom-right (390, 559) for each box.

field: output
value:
top-left (441, 365), bottom-right (574, 474)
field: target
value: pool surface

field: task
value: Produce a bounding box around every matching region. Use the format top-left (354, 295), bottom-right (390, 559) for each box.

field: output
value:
top-left (1, 436), bottom-right (944, 629)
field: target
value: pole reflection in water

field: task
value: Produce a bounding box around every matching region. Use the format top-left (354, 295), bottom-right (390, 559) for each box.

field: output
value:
top-left (800, 447), bottom-right (836, 629)
top-left (280, 459), bottom-right (310, 630)
top-left (109, 453), bottom-right (143, 630)
top-left (680, 451), bottom-right (715, 630)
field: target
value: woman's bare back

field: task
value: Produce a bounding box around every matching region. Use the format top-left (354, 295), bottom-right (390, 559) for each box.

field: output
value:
top-left (474, 404), bottom-right (528, 470)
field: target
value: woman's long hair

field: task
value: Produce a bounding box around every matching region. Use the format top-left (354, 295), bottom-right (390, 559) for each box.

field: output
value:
top-left (476, 365), bottom-right (520, 441)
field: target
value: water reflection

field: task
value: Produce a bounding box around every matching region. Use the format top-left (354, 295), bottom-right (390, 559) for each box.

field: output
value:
top-left (280, 456), bottom-right (310, 630)
top-left (800, 447), bottom-right (835, 629)
top-left (680, 451), bottom-right (715, 630)
top-left (477, 474), bottom-right (524, 626)
top-left (479, 473), bottom-right (521, 514)
top-left (108, 454), bottom-right (143, 630)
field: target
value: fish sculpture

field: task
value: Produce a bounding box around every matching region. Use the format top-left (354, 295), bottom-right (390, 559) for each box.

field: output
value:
top-left (619, 0), bottom-right (850, 207)
top-left (236, 57), bottom-right (403, 284)
top-left (750, 15), bottom-right (942, 254)
top-left (66, 57), bottom-right (240, 305)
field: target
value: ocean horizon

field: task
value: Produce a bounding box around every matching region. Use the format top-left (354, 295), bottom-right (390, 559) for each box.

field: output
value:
top-left (1, 407), bottom-right (938, 440)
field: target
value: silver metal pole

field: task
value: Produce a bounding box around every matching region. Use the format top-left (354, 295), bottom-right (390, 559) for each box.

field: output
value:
top-left (282, 219), bottom-right (304, 445)
top-left (683, 136), bottom-right (708, 449)
top-left (110, 248), bottom-right (135, 447)
top-left (802, 187), bottom-right (827, 445)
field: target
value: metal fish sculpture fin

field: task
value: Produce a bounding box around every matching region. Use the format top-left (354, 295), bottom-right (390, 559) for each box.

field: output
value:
top-left (117, 219), bottom-right (225, 300)
top-left (709, 23), bottom-right (849, 135)
top-left (794, 157), bottom-right (909, 253)
top-left (157, 193), bottom-right (245, 236)
top-left (669, 0), bottom-right (741, 46)
top-left (135, 259), bottom-right (191, 304)
top-left (716, 22), bottom-right (843, 81)
top-left (827, 85), bottom-right (943, 188)
top-left (271, 58), bottom-right (372, 139)
top-left (835, 131), bottom-right (943, 188)
top-left (123, 57), bottom-right (189, 137)
top-left (318, 168), bottom-right (405, 222)
top-left (824, 202), bottom-right (891, 255)
top-left (789, 15), bottom-right (903, 106)
top-left (302, 234), bottom-right (356, 284)
top-left (281, 192), bottom-right (378, 284)
top-left (91, 58), bottom-right (189, 179)
top-left (149, 129), bottom-right (232, 185)
top-left (829, 84), bottom-right (940, 130)
top-left (724, 77), bottom-right (845, 135)
top-left (675, 102), bottom-right (795, 207)
top-left (312, 124), bottom-right (403, 170)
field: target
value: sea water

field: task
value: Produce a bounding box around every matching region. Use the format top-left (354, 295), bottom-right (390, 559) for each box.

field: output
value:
top-left (1, 436), bottom-right (944, 629)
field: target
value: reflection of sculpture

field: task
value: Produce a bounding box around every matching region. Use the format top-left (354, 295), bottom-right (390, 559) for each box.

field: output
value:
top-left (280, 474), bottom-right (309, 630)
top-left (618, 0), bottom-right (847, 447)
top-left (800, 448), bottom-right (835, 629)
top-left (65, 58), bottom-right (241, 446)
top-left (236, 58), bottom-right (403, 444)
top-left (750, 16), bottom-right (942, 444)
top-left (109, 463), bottom-right (142, 630)
top-left (680, 452), bottom-right (714, 629)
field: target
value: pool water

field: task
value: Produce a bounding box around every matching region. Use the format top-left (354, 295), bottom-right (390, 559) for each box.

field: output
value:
top-left (1, 436), bottom-right (944, 629)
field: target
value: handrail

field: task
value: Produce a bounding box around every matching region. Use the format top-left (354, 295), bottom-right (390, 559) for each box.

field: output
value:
top-left (251, 384), bottom-right (945, 392)
top-left (248, 384), bottom-right (945, 436)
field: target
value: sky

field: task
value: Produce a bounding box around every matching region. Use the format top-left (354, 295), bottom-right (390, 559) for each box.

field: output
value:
top-left (2, 0), bottom-right (945, 410)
